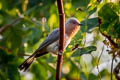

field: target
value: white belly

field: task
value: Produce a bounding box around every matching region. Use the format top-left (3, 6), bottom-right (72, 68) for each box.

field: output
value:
top-left (46, 40), bottom-right (59, 54)
top-left (46, 35), bottom-right (71, 54)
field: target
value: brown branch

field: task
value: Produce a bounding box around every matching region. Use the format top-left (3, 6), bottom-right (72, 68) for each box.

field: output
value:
top-left (17, 53), bottom-right (31, 57)
top-left (114, 62), bottom-right (120, 80)
top-left (98, 18), bottom-right (118, 48)
top-left (72, 44), bottom-right (79, 51)
top-left (0, 18), bottom-right (23, 34)
top-left (56, 0), bottom-right (65, 80)
top-left (111, 55), bottom-right (115, 80)
top-left (0, 46), bottom-right (12, 53)
top-left (98, 18), bottom-right (119, 80)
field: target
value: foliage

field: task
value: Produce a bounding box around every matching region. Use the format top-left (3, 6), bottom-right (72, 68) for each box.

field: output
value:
top-left (0, 0), bottom-right (120, 80)
top-left (72, 46), bottom-right (96, 57)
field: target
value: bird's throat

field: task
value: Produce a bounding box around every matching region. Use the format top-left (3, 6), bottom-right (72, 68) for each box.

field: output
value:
top-left (65, 26), bottom-right (80, 38)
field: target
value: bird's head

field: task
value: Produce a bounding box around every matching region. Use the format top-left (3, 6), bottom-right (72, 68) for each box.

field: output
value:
top-left (65, 17), bottom-right (82, 38)
top-left (65, 17), bottom-right (82, 29)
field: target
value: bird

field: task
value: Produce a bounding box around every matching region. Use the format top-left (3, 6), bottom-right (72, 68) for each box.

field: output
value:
top-left (18, 17), bottom-right (82, 71)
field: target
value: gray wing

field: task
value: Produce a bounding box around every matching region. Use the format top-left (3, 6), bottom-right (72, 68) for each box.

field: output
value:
top-left (36, 28), bottom-right (59, 51)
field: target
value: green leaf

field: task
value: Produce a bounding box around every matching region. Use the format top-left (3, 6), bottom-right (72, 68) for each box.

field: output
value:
top-left (88, 73), bottom-right (98, 80)
top-left (0, 49), bottom-right (8, 64)
top-left (88, 7), bottom-right (97, 16)
top-left (5, 26), bottom-right (24, 50)
top-left (72, 46), bottom-right (97, 57)
top-left (0, 49), bottom-right (20, 80)
top-left (81, 17), bottom-right (98, 32)
top-left (7, 64), bottom-right (20, 80)
top-left (98, 3), bottom-right (118, 22)
top-left (0, 69), bottom-right (7, 80)
top-left (72, 0), bottom-right (90, 8)
top-left (98, 3), bottom-right (120, 38)
top-left (27, 27), bottom-right (42, 46)
top-left (31, 63), bottom-right (47, 80)
top-left (46, 54), bottom-right (56, 63)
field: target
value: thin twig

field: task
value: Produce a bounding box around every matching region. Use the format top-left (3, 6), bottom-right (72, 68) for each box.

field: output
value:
top-left (83, 33), bottom-right (86, 47)
top-left (30, 17), bottom-right (41, 26)
top-left (98, 45), bottom-right (104, 63)
top-left (0, 46), bottom-right (12, 53)
top-left (0, 18), bottom-right (23, 34)
top-left (96, 45), bottom-right (105, 80)
top-left (17, 54), bottom-right (31, 57)
top-left (111, 54), bottom-right (115, 80)
top-left (72, 44), bottom-right (79, 51)
top-left (113, 62), bottom-right (120, 80)
top-left (91, 54), bottom-right (102, 80)
top-left (92, 44), bottom-right (104, 79)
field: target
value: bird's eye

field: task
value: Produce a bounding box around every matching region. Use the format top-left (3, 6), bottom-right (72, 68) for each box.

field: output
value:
top-left (73, 22), bottom-right (76, 24)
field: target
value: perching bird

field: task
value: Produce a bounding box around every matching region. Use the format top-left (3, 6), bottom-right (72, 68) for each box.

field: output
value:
top-left (18, 17), bottom-right (82, 71)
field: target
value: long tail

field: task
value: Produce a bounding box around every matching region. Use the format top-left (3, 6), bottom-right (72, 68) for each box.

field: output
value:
top-left (18, 54), bottom-right (36, 71)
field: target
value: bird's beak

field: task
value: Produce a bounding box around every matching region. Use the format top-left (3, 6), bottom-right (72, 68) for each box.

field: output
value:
top-left (79, 23), bottom-right (83, 26)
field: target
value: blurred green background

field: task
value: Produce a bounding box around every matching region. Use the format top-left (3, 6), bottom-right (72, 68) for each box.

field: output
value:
top-left (0, 0), bottom-right (120, 80)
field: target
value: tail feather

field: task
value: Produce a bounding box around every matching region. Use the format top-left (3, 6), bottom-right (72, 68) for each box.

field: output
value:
top-left (18, 55), bottom-right (35, 71)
